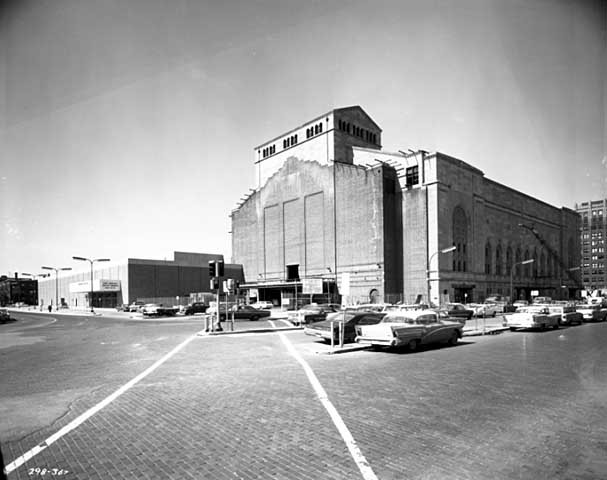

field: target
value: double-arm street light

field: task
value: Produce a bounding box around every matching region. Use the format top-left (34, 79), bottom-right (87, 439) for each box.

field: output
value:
top-left (41, 266), bottom-right (72, 311)
top-left (510, 259), bottom-right (534, 303)
top-left (427, 245), bottom-right (457, 307)
top-left (72, 256), bottom-right (110, 313)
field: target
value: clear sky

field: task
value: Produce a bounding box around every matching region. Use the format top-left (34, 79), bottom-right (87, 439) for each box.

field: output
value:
top-left (1, 0), bottom-right (605, 277)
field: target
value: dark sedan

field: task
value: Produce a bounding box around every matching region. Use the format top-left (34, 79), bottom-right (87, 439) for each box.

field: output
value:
top-left (304, 310), bottom-right (385, 344)
top-left (184, 302), bottom-right (208, 315)
top-left (219, 305), bottom-right (272, 321)
top-left (443, 303), bottom-right (474, 320)
top-left (0, 308), bottom-right (11, 323)
top-left (288, 303), bottom-right (341, 326)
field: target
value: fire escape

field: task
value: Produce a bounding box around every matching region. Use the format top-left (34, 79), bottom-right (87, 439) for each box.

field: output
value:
top-left (518, 223), bottom-right (583, 291)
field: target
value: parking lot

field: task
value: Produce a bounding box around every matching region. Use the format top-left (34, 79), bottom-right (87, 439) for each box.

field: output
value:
top-left (2, 309), bottom-right (607, 479)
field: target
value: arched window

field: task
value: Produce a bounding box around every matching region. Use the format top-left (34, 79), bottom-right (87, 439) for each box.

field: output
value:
top-left (524, 249), bottom-right (531, 277)
top-left (485, 242), bottom-right (492, 275)
top-left (452, 206), bottom-right (468, 272)
top-left (515, 248), bottom-right (522, 277)
top-left (506, 247), bottom-right (513, 276)
top-left (495, 244), bottom-right (503, 276)
top-left (540, 252), bottom-right (546, 277)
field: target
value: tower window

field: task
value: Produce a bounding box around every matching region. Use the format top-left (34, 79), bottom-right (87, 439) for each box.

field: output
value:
top-left (405, 166), bottom-right (419, 187)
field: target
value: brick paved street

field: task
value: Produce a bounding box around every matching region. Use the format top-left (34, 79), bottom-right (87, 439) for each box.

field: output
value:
top-left (2, 311), bottom-right (607, 479)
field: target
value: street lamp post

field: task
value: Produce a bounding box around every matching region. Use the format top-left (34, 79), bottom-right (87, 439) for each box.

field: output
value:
top-left (72, 256), bottom-right (110, 313)
top-left (41, 266), bottom-right (72, 311)
top-left (510, 259), bottom-right (534, 303)
top-left (427, 245), bottom-right (457, 307)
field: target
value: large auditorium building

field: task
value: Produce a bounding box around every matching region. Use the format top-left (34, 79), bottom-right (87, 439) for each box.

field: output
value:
top-left (231, 106), bottom-right (581, 308)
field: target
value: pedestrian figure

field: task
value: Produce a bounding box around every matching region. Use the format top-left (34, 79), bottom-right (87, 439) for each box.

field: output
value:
top-left (47, 305), bottom-right (52, 313)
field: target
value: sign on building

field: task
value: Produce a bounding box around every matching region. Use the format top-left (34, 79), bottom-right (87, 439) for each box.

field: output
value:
top-left (302, 278), bottom-right (323, 294)
top-left (69, 279), bottom-right (121, 293)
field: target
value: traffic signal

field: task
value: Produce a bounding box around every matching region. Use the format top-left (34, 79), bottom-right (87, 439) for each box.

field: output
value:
top-left (208, 260), bottom-right (216, 278)
top-left (217, 260), bottom-right (224, 277)
top-left (210, 278), bottom-right (220, 291)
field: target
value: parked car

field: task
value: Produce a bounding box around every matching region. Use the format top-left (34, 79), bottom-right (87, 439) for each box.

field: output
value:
top-left (444, 303), bottom-right (474, 320)
top-left (304, 311), bottom-right (385, 344)
top-left (250, 301), bottom-right (274, 310)
top-left (208, 304), bottom-right (272, 321)
top-left (544, 304), bottom-right (583, 326)
top-left (0, 308), bottom-right (11, 323)
top-left (348, 303), bottom-right (393, 312)
top-left (128, 301), bottom-right (146, 312)
top-left (355, 309), bottom-right (463, 351)
top-left (383, 304), bottom-right (429, 313)
top-left (512, 300), bottom-right (529, 311)
top-left (470, 303), bottom-right (498, 317)
top-left (115, 304), bottom-right (129, 312)
top-left (141, 303), bottom-right (177, 317)
top-left (141, 303), bottom-right (161, 316)
top-left (575, 303), bottom-right (607, 322)
top-left (586, 296), bottom-right (607, 308)
top-left (506, 306), bottom-right (559, 330)
top-left (485, 295), bottom-right (513, 313)
top-left (288, 304), bottom-right (341, 326)
top-left (184, 302), bottom-right (208, 315)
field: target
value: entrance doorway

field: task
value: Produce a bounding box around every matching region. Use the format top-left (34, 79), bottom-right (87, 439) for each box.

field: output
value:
top-left (454, 287), bottom-right (474, 304)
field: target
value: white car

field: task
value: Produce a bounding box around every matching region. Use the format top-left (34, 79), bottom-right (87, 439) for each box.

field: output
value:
top-left (141, 303), bottom-right (160, 316)
top-left (544, 304), bottom-right (583, 326)
top-left (575, 303), bottom-right (607, 322)
top-left (506, 306), bottom-right (559, 330)
top-left (470, 303), bottom-right (498, 317)
top-left (355, 309), bottom-right (463, 350)
top-left (250, 301), bottom-right (274, 310)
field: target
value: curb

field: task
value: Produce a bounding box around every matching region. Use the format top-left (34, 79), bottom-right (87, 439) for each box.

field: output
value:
top-left (320, 344), bottom-right (371, 355)
top-left (197, 326), bottom-right (301, 337)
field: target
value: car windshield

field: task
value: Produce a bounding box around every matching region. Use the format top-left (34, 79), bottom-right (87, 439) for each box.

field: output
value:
top-left (326, 312), bottom-right (357, 322)
top-left (382, 314), bottom-right (417, 324)
top-left (301, 305), bottom-right (321, 312)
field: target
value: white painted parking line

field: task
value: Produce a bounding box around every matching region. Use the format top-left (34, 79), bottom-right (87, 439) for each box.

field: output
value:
top-left (277, 332), bottom-right (378, 480)
top-left (272, 318), bottom-right (293, 327)
top-left (4, 333), bottom-right (198, 475)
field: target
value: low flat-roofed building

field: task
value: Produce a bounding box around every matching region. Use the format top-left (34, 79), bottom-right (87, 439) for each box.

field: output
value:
top-left (36, 251), bottom-right (244, 310)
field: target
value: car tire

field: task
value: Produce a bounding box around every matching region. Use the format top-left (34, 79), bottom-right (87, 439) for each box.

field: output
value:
top-left (407, 339), bottom-right (419, 352)
top-left (448, 332), bottom-right (459, 346)
top-left (250, 315), bottom-right (259, 321)
top-left (492, 312), bottom-right (497, 317)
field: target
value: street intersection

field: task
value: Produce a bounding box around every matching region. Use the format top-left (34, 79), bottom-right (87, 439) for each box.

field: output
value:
top-left (2, 310), bottom-right (607, 479)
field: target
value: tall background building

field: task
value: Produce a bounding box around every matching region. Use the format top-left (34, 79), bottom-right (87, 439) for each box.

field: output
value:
top-left (576, 200), bottom-right (606, 292)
